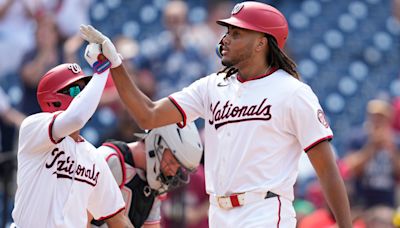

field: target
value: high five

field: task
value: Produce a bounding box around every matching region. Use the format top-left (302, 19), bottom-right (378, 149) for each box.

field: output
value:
top-left (80, 2), bottom-right (352, 227)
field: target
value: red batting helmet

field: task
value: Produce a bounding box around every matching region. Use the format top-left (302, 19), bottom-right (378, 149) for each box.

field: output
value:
top-left (37, 63), bottom-right (91, 113)
top-left (217, 1), bottom-right (289, 49)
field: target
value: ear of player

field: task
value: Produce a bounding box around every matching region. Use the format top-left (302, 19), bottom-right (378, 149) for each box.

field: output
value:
top-left (80, 24), bottom-right (122, 69)
top-left (84, 43), bottom-right (111, 74)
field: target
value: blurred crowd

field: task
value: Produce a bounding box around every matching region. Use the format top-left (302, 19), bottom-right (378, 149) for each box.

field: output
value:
top-left (1, 0), bottom-right (400, 227)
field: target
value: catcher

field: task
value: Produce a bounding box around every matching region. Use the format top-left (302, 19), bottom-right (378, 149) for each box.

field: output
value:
top-left (90, 122), bottom-right (203, 228)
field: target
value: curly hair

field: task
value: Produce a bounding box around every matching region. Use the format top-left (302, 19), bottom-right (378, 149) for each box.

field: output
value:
top-left (217, 34), bottom-right (300, 80)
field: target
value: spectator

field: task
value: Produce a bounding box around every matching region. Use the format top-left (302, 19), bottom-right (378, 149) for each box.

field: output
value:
top-left (18, 14), bottom-right (84, 116)
top-left (161, 164), bottom-right (209, 228)
top-left (189, 1), bottom-right (233, 73)
top-left (100, 35), bottom-right (155, 109)
top-left (394, 0), bottom-right (400, 21)
top-left (99, 35), bottom-right (156, 143)
top-left (0, 86), bottom-right (25, 151)
top-left (363, 206), bottom-right (395, 228)
top-left (134, 0), bottom-right (207, 99)
top-left (0, 0), bottom-right (35, 79)
top-left (342, 99), bottom-right (400, 208)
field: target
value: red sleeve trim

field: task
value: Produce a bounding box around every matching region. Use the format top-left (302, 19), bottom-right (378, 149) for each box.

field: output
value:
top-left (304, 135), bottom-right (333, 152)
top-left (96, 206), bottom-right (125, 221)
top-left (102, 142), bottom-right (127, 189)
top-left (168, 96), bottom-right (187, 128)
top-left (158, 193), bottom-right (168, 201)
top-left (48, 112), bottom-right (65, 144)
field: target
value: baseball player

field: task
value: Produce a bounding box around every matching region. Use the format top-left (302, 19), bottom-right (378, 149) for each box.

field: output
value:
top-left (80, 1), bottom-right (352, 227)
top-left (11, 43), bottom-right (133, 227)
top-left (90, 122), bottom-right (203, 228)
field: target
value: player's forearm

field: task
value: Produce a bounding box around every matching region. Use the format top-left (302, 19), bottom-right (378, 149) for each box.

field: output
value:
top-left (317, 166), bottom-right (352, 228)
top-left (308, 142), bottom-right (352, 227)
top-left (110, 64), bottom-right (158, 129)
top-left (53, 70), bottom-right (108, 138)
top-left (143, 223), bottom-right (161, 228)
top-left (105, 211), bottom-right (134, 228)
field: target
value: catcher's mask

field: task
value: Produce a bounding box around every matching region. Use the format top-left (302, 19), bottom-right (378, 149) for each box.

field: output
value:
top-left (37, 63), bottom-right (91, 113)
top-left (141, 122), bottom-right (203, 195)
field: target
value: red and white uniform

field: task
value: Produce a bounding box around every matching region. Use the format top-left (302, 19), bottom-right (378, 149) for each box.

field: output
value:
top-left (12, 112), bottom-right (125, 228)
top-left (169, 69), bottom-right (333, 227)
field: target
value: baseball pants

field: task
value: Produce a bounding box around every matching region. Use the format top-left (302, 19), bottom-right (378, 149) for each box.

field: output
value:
top-left (208, 195), bottom-right (296, 228)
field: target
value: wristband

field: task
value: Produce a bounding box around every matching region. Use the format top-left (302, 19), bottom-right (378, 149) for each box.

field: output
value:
top-left (92, 54), bottom-right (111, 73)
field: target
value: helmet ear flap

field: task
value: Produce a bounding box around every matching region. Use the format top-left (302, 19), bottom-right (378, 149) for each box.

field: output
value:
top-left (52, 101), bottom-right (62, 108)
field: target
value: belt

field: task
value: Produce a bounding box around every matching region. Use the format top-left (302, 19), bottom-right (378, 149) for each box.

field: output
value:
top-left (210, 191), bottom-right (279, 209)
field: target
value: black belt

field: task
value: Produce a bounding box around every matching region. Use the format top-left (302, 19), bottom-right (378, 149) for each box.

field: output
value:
top-left (265, 191), bottom-right (279, 199)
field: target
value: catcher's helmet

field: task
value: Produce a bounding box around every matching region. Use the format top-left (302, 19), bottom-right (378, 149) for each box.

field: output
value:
top-left (143, 122), bottom-right (203, 195)
top-left (37, 63), bottom-right (91, 113)
top-left (217, 1), bottom-right (288, 49)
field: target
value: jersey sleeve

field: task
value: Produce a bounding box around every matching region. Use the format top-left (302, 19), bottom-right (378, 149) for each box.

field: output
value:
top-left (144, 197), bottom-right (161, 225)
top-left (96, 145), bottom-right (125, 188)
top-left (18, 113), bottom-right (61, 157)
top-left (284, 84), bottom-right (333, 152)
top-left (87, 156), bottom-right (126, 220)
top-left (168, 76), bottom-right (209, 127)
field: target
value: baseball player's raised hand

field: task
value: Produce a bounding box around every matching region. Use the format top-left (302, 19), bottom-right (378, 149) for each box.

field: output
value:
top-left (80, 24), bottom-right (122, 68)
top-left (84, 43), bottom-right (111, 74)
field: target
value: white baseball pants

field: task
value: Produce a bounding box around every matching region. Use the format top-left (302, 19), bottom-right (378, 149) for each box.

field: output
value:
top-left (208, 195), bottom-right (296, 228)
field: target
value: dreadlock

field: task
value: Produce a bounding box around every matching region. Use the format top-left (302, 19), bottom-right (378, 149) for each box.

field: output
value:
top-left (217, 34), bottom-right (300, 80)
top-left (217, 66), bottom-right (238, 80)
top-left (266, 34), bottom-right (300, 80)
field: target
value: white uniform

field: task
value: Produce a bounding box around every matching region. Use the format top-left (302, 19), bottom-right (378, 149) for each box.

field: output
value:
top-left (169, 69), bottom-right (333, 227)
top-left (12, 112), bottom-right (125, 228)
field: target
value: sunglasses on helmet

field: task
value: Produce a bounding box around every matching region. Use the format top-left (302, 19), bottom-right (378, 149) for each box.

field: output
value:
top-left (58, 80), bottom-right (88, 98)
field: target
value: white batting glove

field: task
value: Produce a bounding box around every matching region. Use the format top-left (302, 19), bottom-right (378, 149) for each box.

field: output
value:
top-left (84, 43), bottom-right (111, 73)
top-left (80, 24), bottom-right (122, 68)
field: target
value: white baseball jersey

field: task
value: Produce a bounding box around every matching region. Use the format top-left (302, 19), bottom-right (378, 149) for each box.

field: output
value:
top-left (12, 112), bottom-right (125, 228)
top-left (169, 69), bottom-right (333, 201)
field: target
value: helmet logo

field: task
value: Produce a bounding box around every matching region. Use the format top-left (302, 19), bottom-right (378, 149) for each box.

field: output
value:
top-left (67, 63), bottom-right (82, 74)
top-left (231, 3), bottom-right (244, 15)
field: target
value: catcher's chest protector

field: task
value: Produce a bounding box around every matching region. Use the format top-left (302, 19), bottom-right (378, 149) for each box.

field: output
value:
top-left (92, 140), bottom-right (156, 227)
top-left (91, 174), bottom-right (155, 227)
top-left (126, 174), bottom-right (156, 228)
top-left (109, 141), bottom-right (157, 227)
